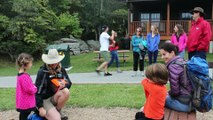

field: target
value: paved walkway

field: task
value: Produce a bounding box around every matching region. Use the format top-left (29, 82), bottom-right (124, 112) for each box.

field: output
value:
top-left (0, 71), bottom-right (144, 88)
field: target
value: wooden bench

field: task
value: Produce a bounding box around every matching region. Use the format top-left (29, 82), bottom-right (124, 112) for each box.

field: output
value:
top-left (164, 108), bottom-right (196, 120)
top-left (93, 50), bottom-right (130, 67)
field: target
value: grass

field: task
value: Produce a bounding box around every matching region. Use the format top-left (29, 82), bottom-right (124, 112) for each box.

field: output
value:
top-left (0, 84), bottom-right (145, 111)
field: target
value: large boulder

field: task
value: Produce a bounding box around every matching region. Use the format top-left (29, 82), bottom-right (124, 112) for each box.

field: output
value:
top-left (60, 38), bottom-right (78, 43)
top-left (62, 43), bottom-right (80, 55)
top-left (86, 40), bottom-right (100, 51)
top-left (78, 39), bottom-right (90, 52)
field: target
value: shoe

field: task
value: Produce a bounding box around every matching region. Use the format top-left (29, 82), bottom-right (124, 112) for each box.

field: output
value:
top-left (104, 72), bottom-right (112, 76)
top-left (59, 110), bottom-right (68, 120)
top-left (141, 71), bottom-right (145, 77)
top-left (131, 71), bottom-right (137, 77)
top-left (95, 69), bottom-right (101, 75)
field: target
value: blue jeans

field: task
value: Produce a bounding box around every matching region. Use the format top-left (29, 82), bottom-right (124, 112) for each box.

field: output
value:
top-left (165, 96), bottom-right (191, 112)
top-left (188, 51), bottom-right (206, 60)
top-left (178, 50), bottom-right (185, 59)
top-left (148, 50), bottom-right (158, 65)
top-left (108, 50), bottom-right (120, 68)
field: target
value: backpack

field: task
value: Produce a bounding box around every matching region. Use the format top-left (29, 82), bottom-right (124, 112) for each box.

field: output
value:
top-left (186, 56), bottom-right (213, 112)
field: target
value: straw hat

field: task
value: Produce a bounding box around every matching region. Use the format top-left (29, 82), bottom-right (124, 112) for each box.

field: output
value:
top-left (42, 49), bottom-right (65, 64)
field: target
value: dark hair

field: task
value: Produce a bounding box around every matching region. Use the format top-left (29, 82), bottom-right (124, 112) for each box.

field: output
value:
top-left (160, 42), bottom-right (179, 55)
top-left (16, 53), bottom-right (33, 68)
top-left (145, 63), bottom-right (168, 85)
top-left (101, 25), bottom-right (108, 32)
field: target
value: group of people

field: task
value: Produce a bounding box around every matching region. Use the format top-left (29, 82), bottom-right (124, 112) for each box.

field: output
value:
top-left (16, 49), bottom-right (72, 120)
top-left (135, 7), bottom-right (212, 120)
top-left (15, 6), bottom-right (212, 120)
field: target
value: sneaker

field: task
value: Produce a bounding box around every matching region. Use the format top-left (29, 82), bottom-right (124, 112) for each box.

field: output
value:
top-left (131, 71), bottom-right (137, 77)
top-left (104, 72), bottom-right (112, 76)
top-left (95, 69), bottom-right (101, 75)
top-left (59, 110), bottom-right (68, 120)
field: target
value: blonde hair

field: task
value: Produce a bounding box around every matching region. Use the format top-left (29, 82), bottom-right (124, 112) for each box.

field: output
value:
top-left (151, 25), bottom-right (159, 35)
top-left (46, 63), bottom-right (62, 75)
top-left (16, 53), bottom-right (33, 70)
top-left (145, 63), bottom-right (168, 85)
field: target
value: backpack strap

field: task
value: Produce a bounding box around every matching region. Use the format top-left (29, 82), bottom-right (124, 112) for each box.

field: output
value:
top-left (38, 71), bottom-right (47, 94)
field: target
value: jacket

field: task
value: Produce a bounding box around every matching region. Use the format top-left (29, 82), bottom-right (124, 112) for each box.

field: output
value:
top-left (187, 17), bottom-right (212, 52)
top-left (171, 33), bottom-right (187, 52)
top-left (35, 65), bottom-right (72, 108)
top-left (147, 32), bottom-right (160, 52)
top-left (132, 35), bottom-right (147, 53)
top-left (166, 56), bottom-right (192, 103)
top-left (16, 73), bottom-right (37, 112)
top-left (142, 78), bottom-right (166, 119)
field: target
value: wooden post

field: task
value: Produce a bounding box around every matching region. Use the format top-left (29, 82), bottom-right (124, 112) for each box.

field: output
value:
top-left (188, 21), bottom-right (191, 33)
top-left (147, 21), bottom-right (150, 34)
top-left (128, 9), bottom-right (130, 36)
top-left (166, 1), bottom-right (170, 36)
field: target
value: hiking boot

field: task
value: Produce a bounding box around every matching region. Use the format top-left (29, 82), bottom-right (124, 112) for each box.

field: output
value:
top-left (95, 69), bottom-right (101, 75)
top-left (104, 72), bottom-right (112, 76)
top-left (59, 110), bottom-right (68, 120)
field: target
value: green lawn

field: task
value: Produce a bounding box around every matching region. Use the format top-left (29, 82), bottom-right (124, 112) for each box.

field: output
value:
top-left (0, 84), bottom-right (145, 111)
top-left (1, 52), bottom-right (212, 76)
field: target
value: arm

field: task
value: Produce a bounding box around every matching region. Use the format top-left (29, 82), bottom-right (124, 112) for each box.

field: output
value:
top-left (35, 69), bottom-right (45, 109)
top-left (131, 36), bottom-right (139, 47)
top-left (197, 22), bottom-right (212, 51)
top-left (19, 75), bottom-right (37, 95)
top-left (170, 34), bottom-right (175, 44)
top-left (142, 79), bottom-right (149, 98)
top-left (168, 63), bottom-right (183, 97)
top-left (62, 68), bottom-right (72, 89)
top-left (109, 30), bottom-right (115, 41)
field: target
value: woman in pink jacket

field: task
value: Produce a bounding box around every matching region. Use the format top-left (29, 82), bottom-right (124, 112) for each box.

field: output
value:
top-left (170, 24), bottom-right (187, 58)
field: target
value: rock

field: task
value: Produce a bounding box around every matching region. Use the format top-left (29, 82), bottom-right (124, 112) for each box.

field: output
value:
top-left (86, 40), bottom-right (100, 51)
top-left (78, 39), bottom-right (89, 51)
top-left (60, 38), bottom-right (78, 43)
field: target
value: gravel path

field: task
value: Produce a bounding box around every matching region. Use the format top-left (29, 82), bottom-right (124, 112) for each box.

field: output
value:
top-left (0, 107), bottom-right (213, 120)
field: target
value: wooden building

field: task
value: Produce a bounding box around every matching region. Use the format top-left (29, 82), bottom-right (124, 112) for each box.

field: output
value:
top-left (127, 0), bottom-right (213, 40)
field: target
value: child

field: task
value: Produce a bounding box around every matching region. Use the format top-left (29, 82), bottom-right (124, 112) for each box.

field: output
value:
top-left (135, 63), bottom-right (168, 120)
top-left (108, 32), bottom-right (122, 73)
top-left (160, 43), bottom-right (192, 112)
top-left (16, 53), bottom-right (37, 120)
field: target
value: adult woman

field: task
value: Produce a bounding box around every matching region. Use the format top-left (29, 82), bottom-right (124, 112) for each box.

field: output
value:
top-left (160, 43), bottom-right (193, 112)
top-left (35, 49), bottom-right (72, 120)
top-left (171, 24), bottom-right (187, 58)
top-left (131, 27), bottom-right (147, 77)
top-left (147, 25), bottom-right (160, 65)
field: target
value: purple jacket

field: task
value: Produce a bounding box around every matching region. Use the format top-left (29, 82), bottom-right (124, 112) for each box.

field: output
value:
top-left (166, 56), bottom-right (192, 98)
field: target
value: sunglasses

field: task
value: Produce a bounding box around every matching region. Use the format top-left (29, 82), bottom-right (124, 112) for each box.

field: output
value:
top-left (137, 31), bottom-right (142, 33)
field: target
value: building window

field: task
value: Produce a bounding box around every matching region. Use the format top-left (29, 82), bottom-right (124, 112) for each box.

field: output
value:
top-left (181, 13), bottom-right (191, 20)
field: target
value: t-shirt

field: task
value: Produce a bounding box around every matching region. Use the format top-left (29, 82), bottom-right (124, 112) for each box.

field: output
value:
top-left (99, 32), bottom-right (110, 51)
top-left (142, 78), bottom-right (167, 120)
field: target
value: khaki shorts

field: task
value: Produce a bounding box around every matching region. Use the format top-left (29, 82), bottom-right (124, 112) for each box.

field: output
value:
top-left (43, 97), bottom-right (57, 112)
top-left (100, 51), bottom-right (110, 62)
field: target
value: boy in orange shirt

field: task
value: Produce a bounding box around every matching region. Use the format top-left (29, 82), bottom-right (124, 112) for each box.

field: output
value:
top-left (135, 63), bottom-right (168, 120)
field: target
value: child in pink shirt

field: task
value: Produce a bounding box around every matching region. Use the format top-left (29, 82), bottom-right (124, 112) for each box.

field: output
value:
top-left (16, 53), bottom-right (37, 120)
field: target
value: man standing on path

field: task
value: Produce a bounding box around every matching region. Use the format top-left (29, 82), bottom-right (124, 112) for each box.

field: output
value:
top-left (96, 25), bottom-right (115, 76)
top-left (187, 7), bottom-right (212, 60)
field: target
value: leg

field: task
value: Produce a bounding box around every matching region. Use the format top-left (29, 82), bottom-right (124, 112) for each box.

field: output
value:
top-left (114, 51), bottom-right (120, 68)
top-left (45, 107), bottom-right (61, 120)
top-left (165, 95), bottom-right (191, 112)
top-left (19, 112), bottom-right (31, 120)
top-left (108, 51), bottom-right (115, 68)
top-left (148, 51), bottom-right (152, 65)
top-left (153, 50), bottom-right (158, 63)
top-left (133, 52), bottom-right (139, 71)
top-left (53, 88), bottom-right (70, 110)
top-left (196, 51), bottom-right (206, 60)
top-left (139, 54), bottom-right (145, 71)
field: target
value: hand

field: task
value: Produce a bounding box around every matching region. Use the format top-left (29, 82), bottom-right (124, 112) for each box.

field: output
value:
top-left (111, 30), bottom-right (115, 34)
top-left (38, 107), bottom-right (46, 117)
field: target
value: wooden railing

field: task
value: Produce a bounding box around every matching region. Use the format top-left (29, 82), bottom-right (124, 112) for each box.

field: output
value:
top-left (129, 20), bottom-right (213, 39)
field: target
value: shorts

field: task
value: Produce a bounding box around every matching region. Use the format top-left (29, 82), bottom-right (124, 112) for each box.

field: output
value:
top-left (43, 97), bottom-right (57, 112)
top-left (100, 51), bottom-right (110, 62)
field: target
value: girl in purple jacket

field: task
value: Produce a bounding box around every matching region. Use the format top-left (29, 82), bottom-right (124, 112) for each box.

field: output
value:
top-left (170, 24), bottom-right (187, 59)
top-left (160, 43), bottom-right (193, 112)
top-left (16, 53), bottom-right (37, 120)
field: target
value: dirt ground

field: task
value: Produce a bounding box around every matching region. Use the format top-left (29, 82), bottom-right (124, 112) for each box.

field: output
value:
top-left (0, 107), bottom-right (213, 120)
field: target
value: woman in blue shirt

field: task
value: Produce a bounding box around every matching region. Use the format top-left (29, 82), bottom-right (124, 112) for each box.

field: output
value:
top-left (131, 27), bottom-right (147, 77)
top-left (147, 25), bottom-right (160, 65)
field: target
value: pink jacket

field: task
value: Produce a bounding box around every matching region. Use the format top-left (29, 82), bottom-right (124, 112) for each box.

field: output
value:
top-left (16, 73), bottom-right (37, 111)
top-left (170, 33), bottom-right (187, 52)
